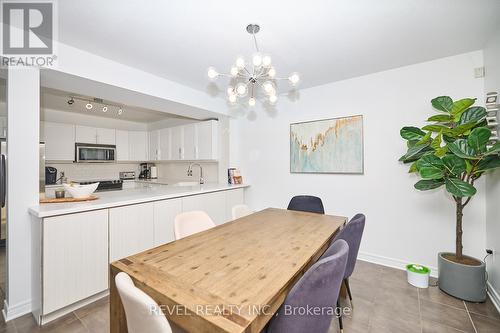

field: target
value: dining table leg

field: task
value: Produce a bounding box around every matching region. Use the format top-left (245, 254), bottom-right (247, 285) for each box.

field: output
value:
top-left (110, 266), bottom-right (128, 333)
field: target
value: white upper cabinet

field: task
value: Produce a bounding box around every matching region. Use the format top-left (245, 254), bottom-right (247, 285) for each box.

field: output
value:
top-left (115, 130), bottom-right (129, 161)
top-left (166, 120), bottom-right (218, 161)
top-left (171, 126), bottom-right (183, 160)
top-left (183, 123), bottom-right (196, 160)
top-left (159, 128), bottom-right (171, 161)
top-left (128, 131), bottom-right (148, 161)
top-left (149, 130), bottom-right (160, 161)
top-left (196, 120), bottom-right (218, 160)
top-left (76, 126), bottom-right (115, 145)
top-left (96, 128), bottom-right (116, 145)
top-left (43, 122), bottom-right (75, 161)
top-left (75, 125), bottom-right (96, 144)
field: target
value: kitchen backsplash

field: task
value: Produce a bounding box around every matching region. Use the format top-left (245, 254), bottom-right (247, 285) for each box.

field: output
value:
top-left (157, 162), bottom-right (218, 182)
top-left (46, 163), bottom-right (141, 182)
top-left (45, 162), bottom-right (219, 183)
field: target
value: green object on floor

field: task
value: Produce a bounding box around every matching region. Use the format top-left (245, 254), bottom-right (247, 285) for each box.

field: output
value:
top-left (406, 264), bottom-right (430, 274)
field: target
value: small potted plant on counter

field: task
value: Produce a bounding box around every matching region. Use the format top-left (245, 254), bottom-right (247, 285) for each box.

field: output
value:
top-left (399, 96), bottom-right (500, 301)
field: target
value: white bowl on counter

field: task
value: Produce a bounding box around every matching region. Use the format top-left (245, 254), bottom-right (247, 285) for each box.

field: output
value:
top-left (63, 182), bottom-right (99, 198)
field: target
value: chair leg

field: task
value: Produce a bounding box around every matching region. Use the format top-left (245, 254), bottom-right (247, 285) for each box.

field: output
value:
top-left (337, 300), bottom-right (343, 333)
top-left (345, 278), bottom-right (353, 309)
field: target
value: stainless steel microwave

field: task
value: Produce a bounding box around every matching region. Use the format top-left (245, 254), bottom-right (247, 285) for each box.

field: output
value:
top-left (75, 143), bottom-right (116, 163)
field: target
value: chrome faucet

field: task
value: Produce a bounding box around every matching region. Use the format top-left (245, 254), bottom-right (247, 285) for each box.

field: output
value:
top-left (187, 163), bottom-right (204, 184)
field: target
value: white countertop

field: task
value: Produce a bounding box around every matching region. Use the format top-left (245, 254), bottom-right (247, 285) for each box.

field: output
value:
top-left (31, 182), bottom-right (249, 218)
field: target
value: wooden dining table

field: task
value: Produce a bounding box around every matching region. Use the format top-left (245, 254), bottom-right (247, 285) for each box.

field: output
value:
top-left (110, 208), bottom-right (347, 333)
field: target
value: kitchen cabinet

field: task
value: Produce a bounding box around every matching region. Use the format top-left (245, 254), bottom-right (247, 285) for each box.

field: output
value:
top-left (182, 191), bottom-right (226, 225)
top-left (96, 127), bottom-right (116, 144)
top-left (153, 198), bottom-right (182, 246)
top-left (171, 126), bottom-right (183, 160)
top-left (225, 188), bottom-right (245, 222)
top-left (149, 130), bottom-right (160, 161)
top-left (75, 125), bottom-right (96, 143)
top-left (42, 210), bottom-right (108, 314)
top-left (159, 127), bottom-right (171, 160)
top-left (109, 202), bottom-right (154, 262)
top-left (76, 126), bottom-right (115, 145)
top-left (183, 123), bottom-right (196, 160)
top-left (196, 120), bottom-right (218, 160)
top-left (43, 122), bottom-right (75, 161)
top-left (128, 131), bottom-right (148, 161)
top-left (115, 130), bottom-right (129, 161)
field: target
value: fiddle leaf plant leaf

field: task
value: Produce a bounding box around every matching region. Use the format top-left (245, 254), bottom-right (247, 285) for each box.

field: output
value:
top-left (459, 106), bottom-right (487, 125)
top-left (475, 156), bottom-right (500, 173)
top-left (400, 127), bottom-right (426, 141)
top-left (442, 155), bottom-right (466, 176)
top-left (419, 167), bottom-right (445, 179)
top-left (485, 142), bottom-right (500, 156)
top-left (448, 139), bottom-right (480, 159)
top-left (417, 131), bottom-right (432, 145)
top-left (414, 179), bottom-right (445, 191)
top-left (427, 114), bottom-right (453, 122)
top-left (467, 127), bottom-right (491, 153)
top-left (400, 143), bottom-right (433, 163)
top-left (445, 178), bottom-right (477, 197)
top-left (431, 96), bottom-right (453, 113)
top-left (430, 133), bottom-right (442, 150)
top-left (451, 98), bottom-right (476, 120)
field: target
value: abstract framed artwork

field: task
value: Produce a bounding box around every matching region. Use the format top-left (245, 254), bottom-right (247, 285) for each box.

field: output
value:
top-left (290, 115), bottom-right (364, 174)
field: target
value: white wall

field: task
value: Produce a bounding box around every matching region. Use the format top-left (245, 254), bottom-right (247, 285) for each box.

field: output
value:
top-left (230, 51), bottom-right (486, 273)
top-left (483, 25), bottom-right (500, 307)
top-left (5, 68), bottom-right (40, 320)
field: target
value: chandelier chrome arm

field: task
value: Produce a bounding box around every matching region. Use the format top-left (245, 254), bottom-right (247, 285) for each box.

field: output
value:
top-left (207, 24), bottom-right (300, 107)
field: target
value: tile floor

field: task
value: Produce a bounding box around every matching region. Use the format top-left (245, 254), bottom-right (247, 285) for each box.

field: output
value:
top-left (0, 261), bottom-right (498, 333)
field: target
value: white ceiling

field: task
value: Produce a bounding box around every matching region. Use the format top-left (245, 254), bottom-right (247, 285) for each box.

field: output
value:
top-left (59, 0), bottom-right (500, 93)
top-left (41, 88), bottom-right (186, 123)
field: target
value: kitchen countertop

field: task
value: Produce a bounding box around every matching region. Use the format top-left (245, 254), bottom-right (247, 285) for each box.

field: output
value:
top-left (30, 182), bottom-right (249, 218)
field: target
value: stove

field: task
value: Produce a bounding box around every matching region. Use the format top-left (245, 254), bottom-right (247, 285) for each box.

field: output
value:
top-left (79, 180), bottom-right (123, 192)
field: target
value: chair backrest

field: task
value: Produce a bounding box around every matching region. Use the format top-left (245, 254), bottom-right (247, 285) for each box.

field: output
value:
top-left (267, 240), bottom-right (349, 333)
top-left (115, 272), bottom-right (172, 333)
top-left (321, 213), bottom-right (365, 279)
top-left (287, 195), bottom-right (325, 214)
top-left (232, 204), bottom-right (253, 220)
top-left (174, 211), bottom-right (216, 240)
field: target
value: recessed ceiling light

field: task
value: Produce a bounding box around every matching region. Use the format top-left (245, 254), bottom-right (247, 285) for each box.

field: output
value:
top-left (85, 103), bottom-right (93, 110)
top-left (102, 106), bottom-right (108, 112)
top-left (67, 97), bottom-right (74, 105)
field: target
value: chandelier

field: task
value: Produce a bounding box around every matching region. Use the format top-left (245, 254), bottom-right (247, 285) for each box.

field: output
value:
top-left (207, 24), bottom-right (300, 106)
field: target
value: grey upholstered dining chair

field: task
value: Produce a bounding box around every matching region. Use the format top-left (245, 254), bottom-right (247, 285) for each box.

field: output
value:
top-left (265, 240), bottom-right (349, 333)
top-left (287, 195), bottom-right (325, 214)
top-left (321, 213), bottom-right (366, 332)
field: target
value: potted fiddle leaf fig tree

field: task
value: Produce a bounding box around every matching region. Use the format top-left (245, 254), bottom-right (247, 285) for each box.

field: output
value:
top-left (399, 96), bottom-right (500, 301)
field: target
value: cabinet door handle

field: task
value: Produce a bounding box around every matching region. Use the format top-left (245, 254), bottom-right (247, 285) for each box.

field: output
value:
top-left (179, 148), bottom-right (182, 159)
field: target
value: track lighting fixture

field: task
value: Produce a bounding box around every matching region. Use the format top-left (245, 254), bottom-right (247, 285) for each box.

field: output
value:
top-left (67, 96), bottom-right (124, 116)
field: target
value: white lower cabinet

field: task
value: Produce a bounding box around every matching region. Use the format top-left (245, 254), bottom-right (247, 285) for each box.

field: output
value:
top-left (35, 188), bottom-right (246, 323)
top-left (109, 202), bottom-right (155, 262)
top-left (153, 198), bottom-right (182, 245)
top-left (182, 190), bottom-right (229, 225)
top-left (42, 210), bottom-right (108, 314)
top-left (225, 188), bottom-right (245, 222)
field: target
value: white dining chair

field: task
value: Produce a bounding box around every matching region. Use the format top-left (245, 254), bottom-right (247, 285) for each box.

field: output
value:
top-left (115, 272), bottom-right (173, 333)
top-left (231, 204), bottom-right (253, 220)
top-left (174, 211), bottom-right (216, 240)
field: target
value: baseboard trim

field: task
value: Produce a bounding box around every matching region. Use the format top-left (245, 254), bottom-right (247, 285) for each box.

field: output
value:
top-left (2, 298), bottom-right (32, 322)
top-left (358, 251), bottom-right (438, 278)
top-left (487, 281), bottom-right (500, 314)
